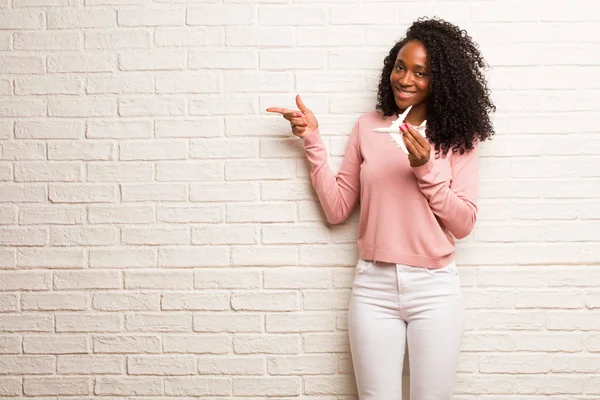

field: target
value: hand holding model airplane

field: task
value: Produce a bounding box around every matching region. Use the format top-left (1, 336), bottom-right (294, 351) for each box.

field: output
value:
top-left (372, 105), bottom-right (427, 155)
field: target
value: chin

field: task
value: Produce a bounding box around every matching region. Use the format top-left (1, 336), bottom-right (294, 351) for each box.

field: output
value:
top-left (396, 97), bottom-right (425, 111)
top-left (394, 100), bottom-right (412, 110)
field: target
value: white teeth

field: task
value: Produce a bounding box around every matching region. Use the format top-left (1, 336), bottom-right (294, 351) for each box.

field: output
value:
top-left (397, 88), bottom-right (415, 95)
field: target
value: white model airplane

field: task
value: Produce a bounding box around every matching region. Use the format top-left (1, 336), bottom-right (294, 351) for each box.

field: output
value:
top-left (372, 105), bottom-right (426, 154)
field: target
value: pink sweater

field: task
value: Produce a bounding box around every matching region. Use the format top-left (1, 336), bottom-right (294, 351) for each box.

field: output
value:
top-left (302, 111), bottom-right (479, 269)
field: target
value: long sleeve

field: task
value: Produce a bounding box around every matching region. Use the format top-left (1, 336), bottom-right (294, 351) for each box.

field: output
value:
top-left (301, 120), bottom-right (362, 225)
top-left (411, 145), bottom-right (479, 239)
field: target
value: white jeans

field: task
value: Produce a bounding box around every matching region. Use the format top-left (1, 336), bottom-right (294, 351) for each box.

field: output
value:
top-left (348, 259), bottom-right (465, 400)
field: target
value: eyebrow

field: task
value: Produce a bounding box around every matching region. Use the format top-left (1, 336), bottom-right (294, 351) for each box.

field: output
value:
top-left (395, 59), bottom-right (427, 70)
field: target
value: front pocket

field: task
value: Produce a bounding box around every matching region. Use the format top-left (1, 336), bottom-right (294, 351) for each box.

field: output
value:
top-left (355, 259), bottom-right (372, 275)
top-left (427, 261), bottom-right (458, 276)
top-left (444, 262), bottom-right (459, 276)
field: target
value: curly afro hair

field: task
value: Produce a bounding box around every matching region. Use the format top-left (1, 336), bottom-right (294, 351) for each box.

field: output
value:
top-left (376, 17), bottom-right (496, 155)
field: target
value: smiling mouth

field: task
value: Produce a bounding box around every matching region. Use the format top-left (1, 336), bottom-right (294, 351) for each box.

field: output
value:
top-left (396, 87), bottom-right (417, 99)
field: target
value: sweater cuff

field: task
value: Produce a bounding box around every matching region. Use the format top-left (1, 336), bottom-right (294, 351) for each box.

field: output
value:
top-left (411, 158), bottom-right (436, 181)
top-left (302, 127), bottom-right (321, 147)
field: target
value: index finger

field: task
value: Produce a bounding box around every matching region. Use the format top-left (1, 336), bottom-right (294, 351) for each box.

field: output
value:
top-left (266, 107), bottom-right (290, 115)
top-left (403, 124), bottom-right (428, 147)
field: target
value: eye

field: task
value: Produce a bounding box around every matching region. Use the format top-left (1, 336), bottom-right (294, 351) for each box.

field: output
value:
top-left (394, 64), bottom-right (404, 72)
top-left (415, 71), bottom-right (424, 77)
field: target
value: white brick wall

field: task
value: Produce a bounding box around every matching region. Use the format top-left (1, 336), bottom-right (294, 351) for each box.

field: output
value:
top-left (0, 0), bottom-right (599, 398)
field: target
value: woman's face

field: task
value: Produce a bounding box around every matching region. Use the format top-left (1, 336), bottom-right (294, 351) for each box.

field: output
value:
top-left (389, 40), bottom-right (431, 112)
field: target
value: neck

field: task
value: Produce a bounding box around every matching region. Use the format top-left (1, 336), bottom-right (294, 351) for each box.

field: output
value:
top-left (399, 103), bottom-right (427, 126)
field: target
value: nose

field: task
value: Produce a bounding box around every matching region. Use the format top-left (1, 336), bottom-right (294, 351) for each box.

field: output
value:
top-left (398, 71), bottom-right (413, 87)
